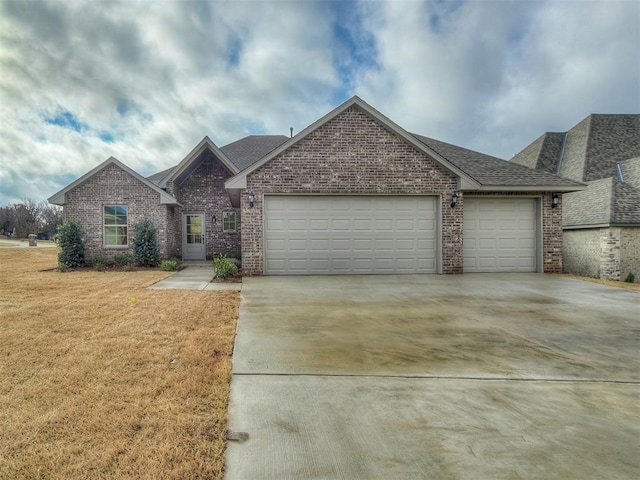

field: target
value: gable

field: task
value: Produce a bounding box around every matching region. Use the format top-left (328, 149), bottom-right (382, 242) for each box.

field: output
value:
top-left (48, 157), bottom-right (179, 206)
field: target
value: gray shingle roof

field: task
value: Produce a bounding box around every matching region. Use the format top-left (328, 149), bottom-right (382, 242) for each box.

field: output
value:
top-left (221, 135), bottom-right (289, 171)
top-left (513, 114), bottom-right (640, 226)
top-left (413, 134), bottom-right (583, 188)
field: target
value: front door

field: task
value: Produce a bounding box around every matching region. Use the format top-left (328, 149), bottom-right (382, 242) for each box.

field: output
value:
top-left (182, 213), bottom-right (206, 260)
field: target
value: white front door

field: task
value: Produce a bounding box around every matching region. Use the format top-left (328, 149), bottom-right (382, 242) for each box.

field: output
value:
top-left (182, 213), bottom-right (206, 260)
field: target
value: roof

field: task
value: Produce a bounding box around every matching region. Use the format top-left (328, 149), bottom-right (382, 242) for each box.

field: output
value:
top-left (221, 135), bottom-right (289, 171)
top-left (513, 114), bottom-right (640, 226)
top-left (48, 157), bottom-right (180, 206)
top-left (412, 135), bottom-right (585, 190)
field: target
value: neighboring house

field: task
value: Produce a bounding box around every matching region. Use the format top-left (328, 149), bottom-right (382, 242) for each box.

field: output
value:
top-left (512, 114), bottom-right (640, 282)
top-left (49, 96), bottom-right (584, 275)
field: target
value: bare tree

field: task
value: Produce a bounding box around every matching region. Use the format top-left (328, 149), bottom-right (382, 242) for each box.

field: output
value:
top-left (0, 199), bottom-right (63, 239)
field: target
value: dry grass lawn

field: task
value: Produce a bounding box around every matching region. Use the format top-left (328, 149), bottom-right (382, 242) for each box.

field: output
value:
top-left (0, 248), bottom-right (238, 479)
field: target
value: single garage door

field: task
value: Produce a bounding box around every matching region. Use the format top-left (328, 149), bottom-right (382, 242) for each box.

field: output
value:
top-left (264, 195), bottom-right (437, 275)
top-left (463, 197), bottom-right (537, 272)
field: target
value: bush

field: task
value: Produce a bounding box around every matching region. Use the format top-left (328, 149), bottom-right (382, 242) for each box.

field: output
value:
top-left (56, 220), bottom-right (85, 268)
top-left (160, 258), bottom-right (181, 271)
top-left (114, 252), bottom-right (133, 267)
top-left (133, 219), bottom-right (159, 267)
top-left (212, 253), bottom-right (238, 279)
top-left (93, 254), bottom-right (109, 272)
top-left (624, 272), bottom-right (635, 283)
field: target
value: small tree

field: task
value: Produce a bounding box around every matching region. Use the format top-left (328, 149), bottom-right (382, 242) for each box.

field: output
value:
top-left (56, 220), bottom-right (85, 267)
top-left (133, 219), bottom-right (159, 267)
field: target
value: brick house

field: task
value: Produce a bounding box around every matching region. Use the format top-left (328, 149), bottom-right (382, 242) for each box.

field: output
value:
top-left (49, 96), bottom-right (583, 275)
top-left (512, 114), bottom-right (640, 282)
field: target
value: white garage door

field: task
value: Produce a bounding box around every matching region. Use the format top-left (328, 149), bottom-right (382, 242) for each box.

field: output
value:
top-left (463, 197), bottom-right (537, 272)
top-left (264, 195), bottom-right (437, 275)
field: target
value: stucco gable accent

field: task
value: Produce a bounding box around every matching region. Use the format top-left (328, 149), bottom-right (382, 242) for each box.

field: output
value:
top-left (225, 96), bottom-right (480, 192)
top-left (166, 136), bottom-right (239, 188)
top-left (48, 156), bottom-right (180, 206)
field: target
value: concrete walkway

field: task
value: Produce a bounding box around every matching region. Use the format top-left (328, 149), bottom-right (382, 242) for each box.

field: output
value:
top-left (226, 274), bottom-right (640, 480)
top-left (148, 262), bottom-right (242, 291)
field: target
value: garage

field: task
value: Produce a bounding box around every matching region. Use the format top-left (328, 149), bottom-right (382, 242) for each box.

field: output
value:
top-left (463, 197), bottom-right (538, 272)
top-left (264, 195), bottom-right (437, 275)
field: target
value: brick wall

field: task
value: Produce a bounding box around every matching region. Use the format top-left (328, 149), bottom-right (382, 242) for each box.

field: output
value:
top-left (242, 105), bottom-right (462, 275)
top-left (176, 155), bottom-right (241, 259)
top-left (64, 163), bottom-right (172, 262)
top-left (620, 227), bottom-right (640, 282)
top-left (563, 229), bottom-right (601, 277)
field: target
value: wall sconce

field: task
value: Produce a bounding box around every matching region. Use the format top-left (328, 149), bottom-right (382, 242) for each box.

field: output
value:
top-left (211, 215), bottom-right (216, 224)
top-left (552, 194), bottom-right (559, 208)
top-left (451, 192), bottom-right (459, 208)
top-left (248, 192), bottom-right (255, 208)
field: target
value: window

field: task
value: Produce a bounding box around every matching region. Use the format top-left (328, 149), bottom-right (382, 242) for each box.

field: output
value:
top-left (222, 211), bottom-right (237, 232)
top-left (104, 205), bottom-right (128, 246)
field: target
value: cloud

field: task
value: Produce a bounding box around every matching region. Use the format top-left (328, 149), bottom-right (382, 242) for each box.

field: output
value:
top-left (0, 0), bottom-right (637, 205)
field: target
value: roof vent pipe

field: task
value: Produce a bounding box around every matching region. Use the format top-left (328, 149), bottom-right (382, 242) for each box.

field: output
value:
top-left (290, 127), bottom-right (293, 138)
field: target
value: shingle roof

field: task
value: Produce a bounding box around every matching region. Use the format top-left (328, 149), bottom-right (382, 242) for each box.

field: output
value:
top-left (512, 114), bottom-right (640, 226)
top-left (412, 134), bottom-right (583, 188)
top-left (221, 135), bottom-right (289, 171)
top-left (147, 134), bottom-right (289, 183)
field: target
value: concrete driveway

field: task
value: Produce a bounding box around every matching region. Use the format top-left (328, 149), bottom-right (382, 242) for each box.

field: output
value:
top-left (226, 274), bottom-right (640, 479)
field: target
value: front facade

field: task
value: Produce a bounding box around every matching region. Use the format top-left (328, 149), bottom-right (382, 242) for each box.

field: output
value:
top-left (50, 97), bottom-right (583, 275)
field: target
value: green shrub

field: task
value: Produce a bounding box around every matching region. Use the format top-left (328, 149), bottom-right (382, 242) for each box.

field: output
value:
top-left (624, 272), bottom-right (635, 283)
top-left (212, 253), bottom-right (238, 279)
top-left (55, 220), bottom-right (85, 268)
top-left (160, 258), bottom-right (181, 271)
top-left (114, 252), bottom-right (133, 267)
top-left (133, 219), bottom-right (159, 267)
top-left (93, 254), bottom-right (109, 272)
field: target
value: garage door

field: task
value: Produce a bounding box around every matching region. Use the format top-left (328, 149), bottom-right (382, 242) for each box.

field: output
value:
top-left (264, 196), bottom-right (437, 275)
top-left (463, 197), bottom-right (537, 272)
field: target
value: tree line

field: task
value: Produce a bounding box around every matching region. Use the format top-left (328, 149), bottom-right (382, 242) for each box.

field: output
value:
top-left (0, 199), bottom-right (63, 240)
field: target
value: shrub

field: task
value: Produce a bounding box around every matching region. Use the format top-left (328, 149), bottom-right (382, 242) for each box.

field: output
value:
top-left (212, 253), bottom-right (238, 279)
top-left (93, 254), bottom-right (109, 272)
top-left (114, 252), bottom-right (133, 267)
top-left (160, 258), bottom-right (181, 271)
top-left (624, 272), bottom-right (635, 283)
top-left (133, 219), bottom-right (159, 267)
top-left (56, 220), bottom-right (85, 268)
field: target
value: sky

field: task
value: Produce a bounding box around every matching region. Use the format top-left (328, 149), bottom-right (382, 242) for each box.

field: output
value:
top-left (1, 0), bottom-right (638, 206)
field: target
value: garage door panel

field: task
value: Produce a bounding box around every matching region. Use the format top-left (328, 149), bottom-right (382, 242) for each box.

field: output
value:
top-left (464, 198), bottom-right (537, 273)
top-left (265, 195), bottom-right (437, 275)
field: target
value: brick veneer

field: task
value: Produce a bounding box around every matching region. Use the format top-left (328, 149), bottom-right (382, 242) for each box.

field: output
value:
top-left (173, 155), bottom-right (241, 259)
top-left (242, 105), bottom-right (462, 275)
top-left (64, 163), bottom-right (174, 262)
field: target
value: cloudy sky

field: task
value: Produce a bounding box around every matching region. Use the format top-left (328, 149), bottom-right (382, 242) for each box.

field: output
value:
top-left (1, 0), bottom-right (638, 205)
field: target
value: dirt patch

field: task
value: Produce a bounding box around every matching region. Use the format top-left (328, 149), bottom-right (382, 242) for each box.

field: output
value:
top-left (0, 248), bottom-right (239, 479)
top-left (558, 273), bottom-right (640, 292)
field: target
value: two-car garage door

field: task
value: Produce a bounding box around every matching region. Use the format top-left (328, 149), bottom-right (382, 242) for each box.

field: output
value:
top-left (264, 196), bottom-right (437, 275)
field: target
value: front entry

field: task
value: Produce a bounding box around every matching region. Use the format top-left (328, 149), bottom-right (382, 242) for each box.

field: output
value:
top-left (182, 213), bottom-right (206, 260)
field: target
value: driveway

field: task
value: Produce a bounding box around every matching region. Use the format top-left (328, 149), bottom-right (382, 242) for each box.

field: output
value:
top-left (226, 274), bottom-right (640, 479)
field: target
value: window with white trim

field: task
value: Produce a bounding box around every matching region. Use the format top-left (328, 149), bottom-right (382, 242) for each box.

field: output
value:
top-left (222, 211), bottom-right (237, 232)
top-left (104, 205), bottom-right (128, 246)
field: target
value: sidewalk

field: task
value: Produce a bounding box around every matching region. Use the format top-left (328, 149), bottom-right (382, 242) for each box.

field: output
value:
top-left (148, 262), bottom-right (242, 291)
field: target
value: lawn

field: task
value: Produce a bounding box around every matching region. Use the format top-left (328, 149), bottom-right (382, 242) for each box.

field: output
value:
top-left (0, 248), bottom-right (239, 479)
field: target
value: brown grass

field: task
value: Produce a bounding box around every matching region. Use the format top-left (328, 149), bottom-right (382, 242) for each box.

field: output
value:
top-left (559, 273), bottom-right (640, 292)
top-left (0, 248), bottom-right (238, 479)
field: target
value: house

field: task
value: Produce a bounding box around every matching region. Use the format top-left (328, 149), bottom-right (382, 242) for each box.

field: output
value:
top-left (512, 114), bottom-right (640, 282)
top-left (49, 96), bottom-right (584, 275)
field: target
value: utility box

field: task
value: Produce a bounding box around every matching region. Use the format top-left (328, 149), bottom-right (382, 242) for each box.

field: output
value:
top-left (28, 234), bottom-right (37, 247)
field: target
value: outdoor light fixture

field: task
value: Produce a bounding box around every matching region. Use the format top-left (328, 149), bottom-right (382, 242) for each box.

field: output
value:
top-left (248, 192), bottom-right (255, 208)
top-left (451, 192), bottom-right (459, 208)
top-left (552, 194), bottom-right (559, 208)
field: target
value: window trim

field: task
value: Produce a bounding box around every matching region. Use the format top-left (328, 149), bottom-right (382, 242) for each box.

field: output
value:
top-left (222, 211), bottom-right (237, 233)
top-left (103, 205), bottom-right (128, 248)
